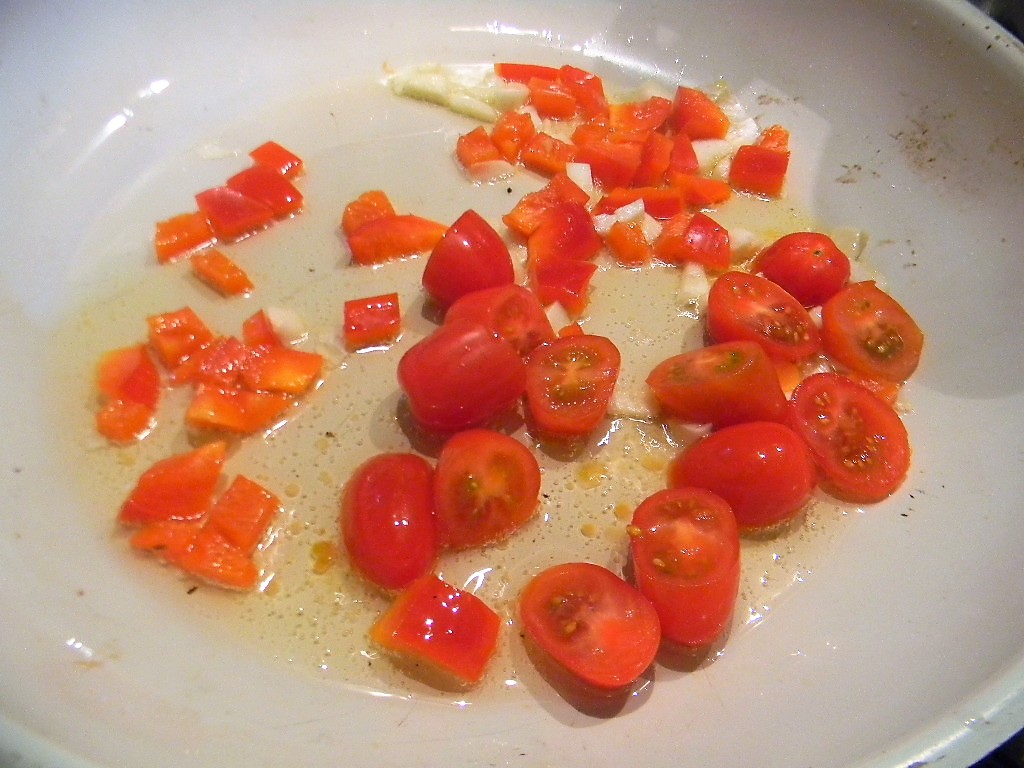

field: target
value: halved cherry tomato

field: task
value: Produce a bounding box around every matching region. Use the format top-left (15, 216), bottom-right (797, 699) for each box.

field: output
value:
top-left (503, 172), bottom-right (589, 238)
top-left (670, 86), bottom-right (729, 140)
top-left (190, 249), bottom-right (254, 297)
top-left (755, 231), bottom-right (850, 307)
top-left (341, 190), bottom-right (396, 238)
top-left (397, 320), bottom-right (526, 433)
top-left (444, 284), bottom-right (555, 357)
top-left (346, 214), bottom-right (447, 266)
top-left (422, 210), bottom-right (514, 309)
top-left (226, 164), bottom-right (303, 217)
top-left (654, 212), bottom-right (731, 270)
top-left (669, 421), bottom-right (817, 530)
top-left (707, 271), bottom-right (821, 361)
top-left (343, 292), bottom-right (402, 351)
top-left (628, 487), bottom-right (740, 646)
top-left (241, 345), bottom-right (323, 395)
top-left (370, 573), bottom-right (501, 687)
top-left (519, 562), bottom-right (660, 690)
top-left (788, 372), bottom-right (910, 503)
top-left (249, 140), bottom-right (303, 178)
top-left (204, 475), bottom-right (281, 556)
top-left (341, 453), bottom-right (438, 590)
top-left (524, 335), bottom-right (620, 439)
top-left (118, 441), bottom-right (227, 525)
top-left (154, 211), bottom-right (215, 264)
top-left (490, 110), bottom-right (537, 164)
top-left (434, 429), bottom-right (541, 550)
top-left (646, 340), bottom-right (787, 427)
top-left (195, 186), bottom-right (275, 241)
top-left (185, 386), bottom-right (292, 434)
top-left (146, 307), bottom-right (215, 370)
top-left (821, 281), bottom-right (924, 382)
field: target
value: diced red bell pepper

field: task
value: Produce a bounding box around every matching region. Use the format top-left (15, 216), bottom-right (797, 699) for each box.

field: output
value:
top-left (226, 164), bottom-right (304, 217)
top-left (609, 96), bottom-right (673, 137)
top-left (346, 214), bottom-right (447, 265)
top-left (142, 525), bottom-right (259, 590)
top-left (527, 201), bottom-right (602, 268)
top-left (605, 219), bottom-right (653, 268)
top-left (341, 190), bottom-right (397, 238)
top-left (96, 344), bottom-right (161, 409)
top-left (118, 441), bottom-right (227, 525)
top-left (527, 78), bottom-right (577, 120)
top-left (653, 211), bottom-right (731, 270)
top-left (204, 475), bottom-right (281, 555)
top-left (494, 62), bottom-right (561, 84)
top-left (241, 309), bottom-right (284, 349)
top-left (241, 346), bottom-right (323, 395)
top-left (574, 139), bottom-right (644, 190)
top-left (530, 257), bottom-right (599, 318)
top-left (154, 211), bottom-right (215, 264)
top-left (729, 125), bottom-right (790, 198)
top-left (96, 400), bottom-right (157, 444)
top-left (633, 131), bottom-right (674, 187)
top-left (190, 249), bottom-right (254, 297)
top-left (557, 64), bottom-right (609, 122)
top-left (490, 110), bottom-right (537, 164)
top-left (147, 307), bottom-right (216, 370)
top-left (249, 140), bottom-right (303, 178)
top-left (456, 126), bottom-right (503, 169)
top-left (185, 386), bottom-right (292, 434)
top-left (668, 132), bottom-right (700, 176)
top-left (594, 187), bottom-right (685, 220)
top-left (343, 292), bottom-right (402, 351)
top-left (518, 132), bottom-right (577, 177)
top-left (670, 86), bottom-right (729, 140)
top-left (668, 172), bottom-right (733, 208)
top-left (195, 186), bottom-right (276, 241)
top-left (169, 336), bottom-right (247, 389)
top-left (503, 172), bottom-right (590, 239)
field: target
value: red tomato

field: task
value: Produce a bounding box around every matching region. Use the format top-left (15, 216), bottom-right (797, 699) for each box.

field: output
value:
top-left (343, 292), bottom-right (402, 352)
top-left (788, 372), bottom-right (910, 503)
top-left (434, 429), bottom-right (541, 549)
top-left (346, 214), bottom-right (447, 266)
top-left (118, 441), bottom-right (227, 525)
top-left (195, 186), bottom-right (275, 241)
top-left (524, 335), bottom-right (620, 439)
top-left (628, 487), bottom-right (740, 647)
top-left (756, 232), bottom-right (851, 307)
top-left (422, 210), bottom-right (514, 309)
top-left (397, 320), bottom-right (526, 433)
top-left (205, 475), bottom-right (281, 556)
top-left (519, 562), bottom-right (660, 690)
top-left (669, 422), bottom-right (816, 530)
top-left (821, 281), bottom-right (924, 382)
top-left (646, 341), bottom-right (787, 428)
top-left (190, 249), bottom-right (254, 297)
top-left (370, 573), bottom-right (501, 686)
top-left (653, 212), bottom-right (731, 270)
top-left (341, 453), bottom-right (438, 590)
top-left (707, 271), bottom-right (821, 362)
top-left (444, 284), bottom-right (555, 357)
top-left (226, 164), bottom-right (303, 217)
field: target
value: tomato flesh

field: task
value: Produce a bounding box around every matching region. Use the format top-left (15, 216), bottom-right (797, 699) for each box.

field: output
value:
top-left (370, 573), bottom-right (501, 687)
top-left (629, 487), bottom-right (740, 647)
top-left (341, 453), bottom-right (438, 590)
top-left (524, 335), bottom-right (621, 439)
top-left (788, 372), bottom-right (910, 503)
top-left (444, 284), bottom-right (555, 357)
top-left (434, 429), bottom-right (541, 550)
top-left (669, 421), bottom-right (817, 530)
top-left (519, 562), bottom-right (660, 690)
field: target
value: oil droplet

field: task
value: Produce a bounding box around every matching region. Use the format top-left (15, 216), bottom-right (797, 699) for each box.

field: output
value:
top-left (576, 460), bottom-right (609, 489)
top-left (310, 540), bottom-right (338, 575)
top-left (613, 502), bottom-right (633, 521)
top-left (580, 522), bottom-right (600, 538)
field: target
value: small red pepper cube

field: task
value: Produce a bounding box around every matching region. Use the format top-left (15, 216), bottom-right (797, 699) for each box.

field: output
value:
top-left (343, 292), bottom-right (401, 351)
top-left (191, 249), bottom-right (254, 297)
top-left (154, 211), bottom-right (215, 264)
top-left (248, 140), bottom-right (303, 178)
top-left (226, 165), bottom-right (304, 217)
top-left (146, 307), bottom-right (216, 370)
top-left (195, 186), bottom-right (275, 241)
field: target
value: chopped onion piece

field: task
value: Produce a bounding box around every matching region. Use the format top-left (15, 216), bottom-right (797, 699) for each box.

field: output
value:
top-left (265, 307), bottom-right (307, 346)
top-left (565, 162), bottom-right (594, 195)
top-left (447, 92), bottom-right (499, 122)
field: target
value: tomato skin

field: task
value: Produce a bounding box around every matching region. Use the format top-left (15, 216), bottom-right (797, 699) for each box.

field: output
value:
top-left (444, 284), bottom-right (555, 357)
top-left (397, 320), bottom-right (526, 433)
top-left (519, 562), bottom-right (661, 691)
top-left (628, 487), bottom-right (740, 647)
top-left (524, 335), bottom-right (621, 439)
top-left (821, 281), bottom-right (924, 382)
top-left (707, 271), bottom-right (821, 362)
top-left (118, 441), bottom-right (227, 526)
top-left (788, 372), bottom-right (910, 503)
top-left (370, 573), bottom-right (501, 687)
top-left (756, 232), bottom-right (851, 307)
top-left (646, 341), bottom-right (787, 428)
top-left (341, 453), bottom-right (438, 590)
top-left (669, 422), bottom-right (816, 530)
top-left (434, 429), bottom-right (541, 549)
top-left (422, 210), bottom-right (514, 309)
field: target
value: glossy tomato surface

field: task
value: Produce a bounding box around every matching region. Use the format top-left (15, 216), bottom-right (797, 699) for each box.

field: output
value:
top-left (433, 429), bottom-right (541, 549)
top-left (789, 372), bottom-right (910, 503)
top-left (755, 231), bottom-right (850, 307)
top-left (422, 209), bottom-right (514, 309)
top-left (669, 421), bottom-right (816, 529)
top-left (397, 320), bottom-right (526, 433)
top-left (341, 453), bottom-right (438, 590)
top-left (443, 284), bottom-right (555, 357)
top-left (629, 487), bottom-right (740, 647)
top-left (519, 562), bottom-right (660, 690)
